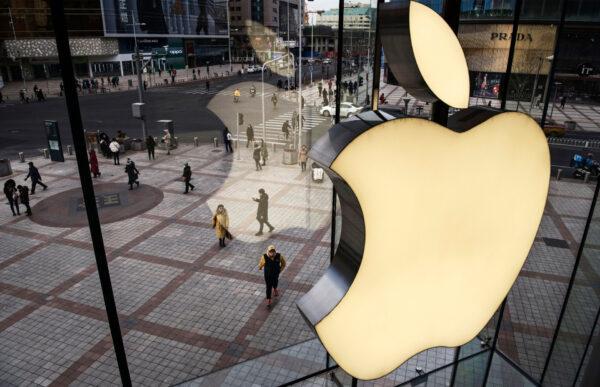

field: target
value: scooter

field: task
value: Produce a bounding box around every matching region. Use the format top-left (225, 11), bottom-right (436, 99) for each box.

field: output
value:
top-left (571, 153), bottom-right (600, 180)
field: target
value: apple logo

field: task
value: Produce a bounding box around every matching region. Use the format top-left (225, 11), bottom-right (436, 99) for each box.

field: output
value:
top-left (297, 1), bottom-right (550, 380)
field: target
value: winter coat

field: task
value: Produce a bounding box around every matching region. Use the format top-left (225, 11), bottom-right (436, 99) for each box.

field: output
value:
top-left (299, 148), bottom-right (308, 163)
top-left (89, 150), bottom-right (100, 175)
top-left (212, 211), bottom-right (229, 239)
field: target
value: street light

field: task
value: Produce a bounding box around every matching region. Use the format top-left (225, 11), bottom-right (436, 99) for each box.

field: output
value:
top-left (128, 13), bottom-right (147, 139)
top-left (8, 8), bottom-right (27, 94)
top-left (261, 53), bottom-right (295, 142)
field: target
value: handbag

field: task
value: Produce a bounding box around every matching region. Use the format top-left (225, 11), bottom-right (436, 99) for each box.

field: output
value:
top-left (225, 230), bottom-right (233, 240)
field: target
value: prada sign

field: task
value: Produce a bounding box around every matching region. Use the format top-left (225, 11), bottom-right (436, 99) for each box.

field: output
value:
top-left (491, 32), bottom-right (533, 42)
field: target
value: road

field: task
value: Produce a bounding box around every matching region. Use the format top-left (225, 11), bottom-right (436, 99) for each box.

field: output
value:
top-left (0, 65), bottom-right (336, 159)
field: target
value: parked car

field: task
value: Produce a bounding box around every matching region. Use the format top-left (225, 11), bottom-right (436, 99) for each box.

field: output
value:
top-left (246, 65), bottom-right (261, 73)
top-left (320, 102), bottom-right (363, 118)
top-left (543, 125), bottom-right (565, 137)
top-left (323, 58), bottom-right (333, 65)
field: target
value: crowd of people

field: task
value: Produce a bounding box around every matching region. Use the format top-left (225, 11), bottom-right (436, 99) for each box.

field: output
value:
top-left (3, 162), bottom-right (47, 217)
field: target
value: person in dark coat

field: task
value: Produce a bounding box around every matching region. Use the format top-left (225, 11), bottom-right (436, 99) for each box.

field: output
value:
top-left (281, 120), bottom-right (290, 140)
top-left (17, 185), bottom-right (31, 216)
top-left (253, 144), bottom-right (262, 171)
top-left (3, 179), bottom-right (20, 216)
top-left (258, 244), bottom-right (287, 308)
top-left (246, 124), bottom-right (255, 147)
top-left (89, 149), bottom-right (100, 178)
top-left (223, 127), bottom-right (233, 153)
top-left (146, 135), bottom-right (156, 160)
top-left (25, 162), bottom-right (47, 194)
top-left (182, 163), bottom-right (195, 193)
top-left (253, 188), bottom-right (274, 235)
top-left (124, 159), bottom-right (140, 190)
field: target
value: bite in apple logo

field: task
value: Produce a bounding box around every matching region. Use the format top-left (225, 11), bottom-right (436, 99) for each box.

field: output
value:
top-left (297, 1), bottom-right (550, 380)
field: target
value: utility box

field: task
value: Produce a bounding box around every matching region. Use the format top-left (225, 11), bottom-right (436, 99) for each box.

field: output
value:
top-left (132, 102), bottom-right (145, 119)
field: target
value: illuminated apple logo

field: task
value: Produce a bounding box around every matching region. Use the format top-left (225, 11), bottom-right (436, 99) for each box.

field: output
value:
top-left (297, 1), bottom-right (550, 380)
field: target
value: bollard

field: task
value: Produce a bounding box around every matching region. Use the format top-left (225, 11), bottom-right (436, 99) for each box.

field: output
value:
top-left (213, 137), bottom-right (219, 147)
top-left (194, 136), bottom-right (199, 147)
top-left (585, 141), bottom-right (590, 148)
top-left (584, 172), bottom-right (590, 183)
top-left (556, 168), bottom-right (562, 181)
top-left (67, 145), bottom-right (73, 155)
top-left (18, 152), bottom-right (25, 163)
top-left (43, 148), bottom-right (49, 159)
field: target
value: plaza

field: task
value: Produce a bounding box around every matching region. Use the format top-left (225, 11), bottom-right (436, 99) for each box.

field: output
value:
top-left (0, 141), bottom-right (598, 385)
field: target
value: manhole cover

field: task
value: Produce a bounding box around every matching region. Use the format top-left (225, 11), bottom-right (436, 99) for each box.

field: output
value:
top-left (30, 183), bottom-right (164, 227)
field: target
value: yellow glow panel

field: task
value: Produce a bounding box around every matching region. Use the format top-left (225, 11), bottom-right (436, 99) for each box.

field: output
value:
top-left (409, 1), bottom-right (470, 108)
top-left (316, 113), bottom-right (549, 380)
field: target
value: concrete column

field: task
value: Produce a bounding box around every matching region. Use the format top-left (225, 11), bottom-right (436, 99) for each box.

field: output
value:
top-left (88, 59), bottom-right (93, 78)
top-left (119, 61), bottom-right (124, 76)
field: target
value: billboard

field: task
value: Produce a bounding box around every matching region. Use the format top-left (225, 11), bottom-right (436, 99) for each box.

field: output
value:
top-left (100, 0), bottom-right (229, 38)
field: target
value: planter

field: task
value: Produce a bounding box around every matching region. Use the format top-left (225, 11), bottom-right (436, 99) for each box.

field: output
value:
top-left (283, 148), bottom-right (298, 165)
top-left (565, 120), bottom-right (577, 131)
top-left (0, 159), bottom-right (13, 177)
top-left (131, 139), bottom-right (146, 151)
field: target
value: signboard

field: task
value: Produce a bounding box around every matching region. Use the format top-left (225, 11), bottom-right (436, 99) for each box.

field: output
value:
top-left (577, 63), bottom-right (595, 78)
top-left (45, 120), bottom-right (65, 162)
top-left (100, 0), bottom-right (229, 38)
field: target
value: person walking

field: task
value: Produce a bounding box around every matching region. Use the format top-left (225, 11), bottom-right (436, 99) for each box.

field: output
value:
top-left (162, 130), bottom-right (172, 155)
top-left (223, 127), bottom-right (233, 153)
top-left (271, 93), bottom-right (278, 109)
top-left (3, 179), bottom-right (20, 216)
top-left (246, 124), bottom-right (255, 147)
top-left (146, 135), bottom-right (156, 160)
top-left (125, 158), bottom-right (140, 190)
top-left (282, 120), bottom-right (291, 140)
top-left (17, 185), bottom-right (31, 216)
top-left (258, 244), bottom-right (286, 308)
top-left (109, 138), bottom-right (121, 165)
top-left (89, 149), bottom-right (101, 178)
top-left (253, 188), bottom-right (274, 235)
top-left (206, 80), bottom-right (210, 91)
top-left (560, 95), bottom-right (567, 108)
top-left (298, 145), bottom-right (308, 172)
top-left (260, 139), bottom-right (268, 166)
top-left (182, 162), bottom-right (195, 193)
top-left (212, 204), bottom-right (230, 247)
top-left (253, 144), bottom-right (262, 171)
top-left (25, 162), bottom-right (48, 194)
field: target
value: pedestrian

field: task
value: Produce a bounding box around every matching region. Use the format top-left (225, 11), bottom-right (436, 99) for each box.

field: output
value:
top-left (59, 82), bottom-right (64, 96)
top-left (258, 244), bottom-right (286, 308)
top-left (124, 158), bottom-right (140, 190)
top-left (223, 127), bottom-right (233, 153)
top-left (253, 188), bottom-right (274, 235)
top-left (17, 185), bottom-right (31, 216)
top-left (24, 162), bottom-right (48, 194)
top-left (146, 135), bottom-right (156, 160)
top-left (192, 68), bottom-right (197, 80)
top-left (3, 179), bottom-right (20, 216)
top-left (182, 162), bottom-right (195, 193)
top-left (162, 130), bottom-right (172, 155)
top-left (323, 92), bottom-right (329, 106)
top-left (298, 145), bottom-right (308, 172)
top-left (246, 124), bottom-right (255, 147)
top-left (206, 80), bottom-right (210, 91)
top-left (212, 204), bottom-right (231, 247)
top-left (560, 95), bottom-right (567, 108)
top-left (171, 68), bottom-right (176, 84)
top-left (301, 95), bottom-right (305, 109)
top-left (260, 139), bottom-right (268, 166)
top-left (328, 79), bottom-right (332, 91)
top-left (89, 149), bottom-right (101, 178)
top-left (271, 93), bottom-right (278, 108)
top-left (109, 138), bottom-right (121, 165)
top-left (0, 90), bottom-right (4, 103)
top-left (318, 81), bottom-right (323, 96)
top-left (282, 120), bottom-right (290, 140)
top-left (253, 144), bottom-right (262, 171)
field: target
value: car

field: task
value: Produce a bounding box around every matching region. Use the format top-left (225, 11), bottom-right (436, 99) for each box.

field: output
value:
top-left (543, 125), bottom-right (565, 137)
top-left (323, 58), bottom-right (333, 65)
top-left (246, 65), bottom-right (261, 73)
top-left (320, 102), bottom-right (364, 118)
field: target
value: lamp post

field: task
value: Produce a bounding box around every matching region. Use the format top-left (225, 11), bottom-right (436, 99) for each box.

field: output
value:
top-left (8, 8), bottom-right (27, 94)
top-left (128, 13), bottom-right (147, 139)
top-left (550, 81), bottom-right (561, 119)
top-left (262, 53), bottom-right (294, 141)
top-left (226, 2), bottom-right (233, 71)
top-left (298, 0), bottom-right (303, 151)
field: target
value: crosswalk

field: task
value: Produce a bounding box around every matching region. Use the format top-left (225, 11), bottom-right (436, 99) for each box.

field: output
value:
top-left (234, 107), bottom-right (329, 145)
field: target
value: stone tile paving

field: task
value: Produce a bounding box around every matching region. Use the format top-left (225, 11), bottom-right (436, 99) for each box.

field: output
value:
top-left (0, 143), bottom-right (599, 386)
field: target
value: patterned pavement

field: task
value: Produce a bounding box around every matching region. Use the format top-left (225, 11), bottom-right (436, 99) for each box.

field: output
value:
top-left (0, 139), bottom-right (598, 386)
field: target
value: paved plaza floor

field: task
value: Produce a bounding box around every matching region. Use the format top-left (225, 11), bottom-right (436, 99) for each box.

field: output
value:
top-left (0, 140), bottom-right (598, 386)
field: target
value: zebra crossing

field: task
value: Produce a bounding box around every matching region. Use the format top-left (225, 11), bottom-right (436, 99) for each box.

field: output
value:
top-left (234, 107), bottom-right (329, 145)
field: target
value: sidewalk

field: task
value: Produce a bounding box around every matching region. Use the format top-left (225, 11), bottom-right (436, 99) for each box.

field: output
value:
top-left (0, 64), bottom-right (244, 102)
